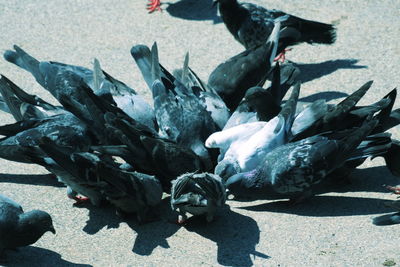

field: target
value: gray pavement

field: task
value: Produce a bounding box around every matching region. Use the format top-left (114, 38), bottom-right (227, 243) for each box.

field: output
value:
top-left (0, 0), bottom-right (399, 266)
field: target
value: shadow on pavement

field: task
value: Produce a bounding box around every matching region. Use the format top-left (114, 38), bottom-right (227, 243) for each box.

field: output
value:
top-left (127, 197), bottom-right (181, 255)
top-left (184, 205), bottom-right (270, 266)
top-left (0, 173), bottom-right (64, 187)
top-left (238, 195), bottom-right (396, 217)
top-left (299, 91), bottom-right (348, 102)
top-left (237, 166), bottom-right (399, 217)
top-left (79, 203), bottom-right (122, 235)
top-left (79, 197), bottom-right (180, 256)
top-left (6, 246), bottom-right (92, 267)
top-left (296, 59), bottom-right (367, 84)
top-left (165, 0), bottom-right (222, 24)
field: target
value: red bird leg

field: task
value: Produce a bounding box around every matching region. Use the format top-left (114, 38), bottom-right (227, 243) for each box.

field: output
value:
top-left (71, 195), bottom-right (90, 204)
top-left (147, 0), bottom-right (162, 13)
top-left (67, 188), bottom-right (90, 205)
top-left (274, 48), bottom-right (293, 63)
top-left (386, 185), bottom-right (400, 195)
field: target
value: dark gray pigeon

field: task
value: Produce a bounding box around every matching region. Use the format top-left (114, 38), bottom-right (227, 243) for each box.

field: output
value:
top-left (0, 113), bottom-right (93, 164)
top-left (0, 74), bottom-right (65, 121)
top-left (290, 85), bottom-right (399, 177)
top-left (225, 116), bottom-right (390, 202)
top-left (207, 19), bottom-right (281, 111)
top-left (173, 53), bottom-right (230, 130)
top-left (3, 45), bottom-right (156, 130)
top-left (58, 77), bottom-right (205, 190)
top-left (131, 43), bottom-right (218, 170)
top-left (28, 138), bottom-right (106, 206)
top-left (171, 172), bottom-right (226, 223)
top-left (214, 0), bottom-right (336, 54)
top-left (0, 194), bottom-right (55, 256)
top-left (38, 136), bottom-right (163, 222)
top-left (223, 61), bottom-right (301, 129)
top-left (290, 81), bottom-right (395, 141)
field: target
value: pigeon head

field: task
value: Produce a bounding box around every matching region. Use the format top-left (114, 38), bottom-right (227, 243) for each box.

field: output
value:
top-left (21, 210), bottom-right (56, 235)
top-left (245, 87), bottom-right (280, 121)
top-left (225, 169), bottom-right (271, 199)
top-left (171, 172), bottom-right (226, 223)
top-left (12, 209), bottom-right (55, 248)
top-left (214, 158), bottom-right (240, 181)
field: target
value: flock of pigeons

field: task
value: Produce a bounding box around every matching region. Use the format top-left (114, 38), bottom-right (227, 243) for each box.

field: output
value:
top-left (1, 0), bottom-right (400, 258)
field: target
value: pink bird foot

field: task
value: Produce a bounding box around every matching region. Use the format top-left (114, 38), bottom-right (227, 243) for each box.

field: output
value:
top-left (147, 0), bottom-right (162, 13)
top-left (68, 194), bottom-right (90, 205)
top-left (274, 48), bottom-right (292, 63)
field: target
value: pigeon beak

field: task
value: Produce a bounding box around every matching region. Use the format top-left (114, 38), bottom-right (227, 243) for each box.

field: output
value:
top-left (49, 225), bottom-right (56, 234)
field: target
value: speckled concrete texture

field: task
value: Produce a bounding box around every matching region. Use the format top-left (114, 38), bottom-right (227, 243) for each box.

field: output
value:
top-left (0, 0), bottom-right (399, 266)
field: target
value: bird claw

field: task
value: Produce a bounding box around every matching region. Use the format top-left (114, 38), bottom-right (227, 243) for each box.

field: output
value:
top-left (274, 48), bottom-right (292, 63)
top-left (69, 195), bottom-right (90, 205)
top-left (147, 0), bottom-right (162, 13)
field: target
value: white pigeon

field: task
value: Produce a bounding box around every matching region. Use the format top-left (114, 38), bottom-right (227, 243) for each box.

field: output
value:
top-left (207, 82), bottom-right (300, 180)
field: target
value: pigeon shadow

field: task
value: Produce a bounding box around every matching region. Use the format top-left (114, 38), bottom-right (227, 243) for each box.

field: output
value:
top-left (127, 219), bottom-right (181, 256)
top-left (237, 166), bottom-right (399, 217)
top-left (184, 205), bottom-right (270, 267)
top-left (332, 166), bottom-right (399, 194)
top-left (303, 165), bottom-right (399, 196)
top-left (6, 246), bottom-right (92, 267)
top-left (373, 212), bottom-right (400, 226)
top-left (165, 0), bottom-right (222, 23)
top-left (126, 197), bottom-right (181, 256)
top-left (299, 91), bottom-right (348, 103)
top-left (79, 197), bottom-right (180, 256)
top-left (238, 195), bottom-right (396, 217)
top-left (296, 59), bottom-right (367, 84)
top-left (75, 202), bottom-right (122, 235)
top-left (0, 173), bottom-right (64, 187)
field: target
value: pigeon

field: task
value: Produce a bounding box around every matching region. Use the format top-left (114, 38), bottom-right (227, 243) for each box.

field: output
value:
top-left (207, 19), bottom-right (281, 111)
top-left (214, 0), bottom-right (336, 56)
top-left (207, 80), bottom-right (300, 180)
top-left (38, 137), bottom-right (163, 222)
top-left (3, 45), bottom-right (156, 130)
top-left (0, 194), bottom-right (55, 256)
top-left (225, 116), bottom-right (389, 202)
top-left (131, 43), bottom-right (218, 169)
top-left (58, 75), bottom-right (205, 190)
top-left (223, 61), bottom-right (300, 129)
top-left (290, 86), bottom-right (399, 180)
top-left (0, 74), bottom-right (65, 121)
top-left (290, 81), bottom-right (394, 141)
top-left (0, 113), bottom-right (93, 164)
top-left (173, 53), bottom-right (230, 130)
top-left (0, 76), bottom-right (95, 163)
top-left (171, 172), bottom-right (226, 223)
top-left (25, 141), bottom-right (105, 206)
